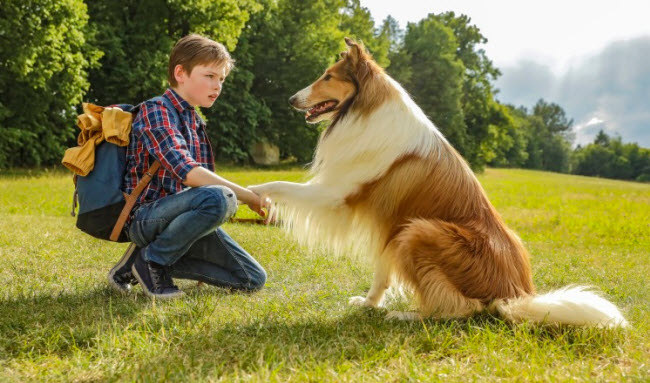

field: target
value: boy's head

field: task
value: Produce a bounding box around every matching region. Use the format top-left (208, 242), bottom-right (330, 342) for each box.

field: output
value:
top-left (168, 34), bottom-right (235, 108)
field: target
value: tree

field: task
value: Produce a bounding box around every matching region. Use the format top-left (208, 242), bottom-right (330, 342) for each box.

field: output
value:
top-left (392, 14), bottom-right (468, 157)
top-left (437, 12), bottom-right (505, 169)
top-left (339, 0), bottom-right (390, 67)
top-left (532, 99), bottom-right (574, 139)
top-left (85, 0), bottom-right (261, 162)
top-left (0, 0), bottom-right (101, 167)
top-left (594, 129), bottom-right (610, 146)
top-left (572, 131), bottom-right (650, 181)
top-left (239, 0), bottom-right (349, 162)
top-left (486, 104), bottom-right (529, 168)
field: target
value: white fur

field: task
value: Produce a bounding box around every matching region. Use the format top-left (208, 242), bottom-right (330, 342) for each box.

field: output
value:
top-left (493, 286), bottom-right (629, 328)
top-left (250, 77), bottom-right (444, 257)
top-left (248, 73), bottom-right (629, 329)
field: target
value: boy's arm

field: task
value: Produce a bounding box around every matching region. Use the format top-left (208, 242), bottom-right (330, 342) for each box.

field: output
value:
top-left (137, 102), bottom-right (267, 217)
top-left (184, 166), bottom-right (267, 216)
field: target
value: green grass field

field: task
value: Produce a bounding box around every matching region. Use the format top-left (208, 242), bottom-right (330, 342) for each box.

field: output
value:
top-left (0, 167), bottom-right (648, 382)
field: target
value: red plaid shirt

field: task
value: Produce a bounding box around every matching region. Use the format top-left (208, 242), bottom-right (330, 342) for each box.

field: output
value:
top-left (123, 88), bottom-right (215, 206)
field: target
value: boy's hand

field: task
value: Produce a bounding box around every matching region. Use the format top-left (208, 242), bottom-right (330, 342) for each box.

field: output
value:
top-left (245, 191), bottom-right (271, 218)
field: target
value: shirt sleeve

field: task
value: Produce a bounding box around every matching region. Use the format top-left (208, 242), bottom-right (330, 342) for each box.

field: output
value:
top-left (133, 101), bottom-right (199, 181)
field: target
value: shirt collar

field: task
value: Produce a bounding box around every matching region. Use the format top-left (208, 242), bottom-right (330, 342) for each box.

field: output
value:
top-left (164, 88), bottom-right (193, 113)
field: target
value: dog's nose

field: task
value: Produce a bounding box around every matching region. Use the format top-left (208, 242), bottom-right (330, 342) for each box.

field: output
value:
top-left (288, 95), bottom-right (297, 106)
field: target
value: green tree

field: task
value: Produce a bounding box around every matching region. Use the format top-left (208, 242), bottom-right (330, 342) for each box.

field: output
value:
top-left (381, 16), bottom-right (411, 91)
top-left (485, 104), bottom-right (529, 168)
top-left (0, 0), bottom-right (101, 168)
top-left (392, 14), bottom-right (468, 157)
top-left (573, 131), bottom-right (650, 181)
top-left (85, 0), bottom-right (261, 162)
top-left (437, 12), bottom-right (505, 169)
top-left (241, 0), bottom-right (349, 162)
top-left (532, 99), bottom-right (574, 139)
top-left (339, 0), bottom-right (390, 67)
top-left (514, 99), bottom-right (573, 172)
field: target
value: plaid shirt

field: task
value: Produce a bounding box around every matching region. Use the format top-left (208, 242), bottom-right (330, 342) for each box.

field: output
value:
top-left (123, 88), bottom-right (215, 207)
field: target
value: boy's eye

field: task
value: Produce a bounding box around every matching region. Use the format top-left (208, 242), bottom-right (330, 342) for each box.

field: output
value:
top-left (323, 74), bottom-right (332, 81)
top-left (207, 74), bottom-right (214, 78)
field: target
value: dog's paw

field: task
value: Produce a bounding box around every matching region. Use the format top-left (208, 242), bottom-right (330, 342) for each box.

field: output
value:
top-left (248, 182), bottom-right (286, 201)
top-left (248, 183), bottom-right (272, 196)
top-left (348, 296), bottom-right (381, 308)
top-left (385, 311), bottom-right (421, 321)
top-left (348, 296), bottom-right (367, 306)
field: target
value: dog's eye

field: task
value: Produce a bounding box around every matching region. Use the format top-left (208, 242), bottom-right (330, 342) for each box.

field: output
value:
top-left (323, 74), bottom-right (332, 81)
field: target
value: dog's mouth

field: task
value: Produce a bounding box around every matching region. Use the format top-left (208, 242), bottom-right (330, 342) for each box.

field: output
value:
top-left (304, 100), bottom-right (338, 121)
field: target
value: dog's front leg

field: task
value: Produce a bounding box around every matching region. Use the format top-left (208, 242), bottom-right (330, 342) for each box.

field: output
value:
top-left (248, 181), bottom-right (345, 209)
top-left (349, 261), bottom-right (392, 308)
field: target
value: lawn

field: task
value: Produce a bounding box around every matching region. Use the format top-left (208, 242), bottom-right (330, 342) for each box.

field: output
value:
top-left (0, 167), bottom-right (648, 382)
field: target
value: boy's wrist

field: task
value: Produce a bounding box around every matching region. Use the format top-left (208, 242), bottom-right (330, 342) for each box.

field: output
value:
top-left (243, 189), bottom-right (259, 205)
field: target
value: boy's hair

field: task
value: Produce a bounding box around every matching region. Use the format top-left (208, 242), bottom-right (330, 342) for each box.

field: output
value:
top-left (167, 34), bottom-right (235, 87)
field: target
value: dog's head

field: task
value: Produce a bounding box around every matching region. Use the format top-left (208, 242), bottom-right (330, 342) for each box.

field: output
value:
top-left (289, 37), bottom-right (380, 124)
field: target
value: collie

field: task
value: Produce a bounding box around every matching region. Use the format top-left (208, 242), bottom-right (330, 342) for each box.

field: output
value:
top-left (249, 38), bottom-right (627, 327)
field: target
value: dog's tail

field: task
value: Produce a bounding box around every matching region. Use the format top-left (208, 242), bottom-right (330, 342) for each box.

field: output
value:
top-left (491, 286), bottom-right (628, 328)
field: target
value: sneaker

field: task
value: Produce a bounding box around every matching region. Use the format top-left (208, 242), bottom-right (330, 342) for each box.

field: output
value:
top-left (107, 243), bottom-right (140, 293)
top-left (131, 252), bottom-right (184, 299)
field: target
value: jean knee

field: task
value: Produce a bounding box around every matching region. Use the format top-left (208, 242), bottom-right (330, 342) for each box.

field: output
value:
top-left (248, 267), bottom-right (267, 291)
top-left (195, 185), bottom-right (238, 225)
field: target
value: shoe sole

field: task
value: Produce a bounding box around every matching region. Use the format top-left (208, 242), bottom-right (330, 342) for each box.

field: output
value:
top-left (107, 242), bottom-right (138, 294)
top-left (131, 262), bottom-right (185, 300)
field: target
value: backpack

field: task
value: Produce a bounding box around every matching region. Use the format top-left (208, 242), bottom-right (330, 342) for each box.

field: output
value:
top-left (69, 96), bottom-right (179, 242)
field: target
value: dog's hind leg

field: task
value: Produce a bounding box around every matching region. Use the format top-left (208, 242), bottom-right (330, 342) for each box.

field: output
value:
top-left (349, 253), bottom-right (393, 308)
top-left (392, 219), bottom-right (487, 319)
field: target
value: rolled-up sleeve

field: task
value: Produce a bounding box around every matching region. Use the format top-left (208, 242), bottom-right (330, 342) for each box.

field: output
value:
top-left (135, 101), bottom-right (199, 181)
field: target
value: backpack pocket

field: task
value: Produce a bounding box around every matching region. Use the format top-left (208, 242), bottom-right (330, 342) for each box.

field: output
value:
top-left (76, 200), bottom-right (129, 242)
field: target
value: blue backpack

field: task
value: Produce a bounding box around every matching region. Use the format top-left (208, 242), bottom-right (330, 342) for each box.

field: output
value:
top-left (71, 96), bottom-right (179, 242)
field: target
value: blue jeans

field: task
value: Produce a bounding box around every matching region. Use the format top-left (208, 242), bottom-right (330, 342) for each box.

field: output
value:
top-left (127, 185), bottom-right (266, 291)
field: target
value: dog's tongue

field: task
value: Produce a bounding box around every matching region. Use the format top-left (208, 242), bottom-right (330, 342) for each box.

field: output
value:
top-left (309, 101), bottom-right (336, 115)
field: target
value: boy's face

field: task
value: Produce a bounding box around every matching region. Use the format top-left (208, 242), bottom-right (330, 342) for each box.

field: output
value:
top-left (173, 61), bottom-right (227, 108)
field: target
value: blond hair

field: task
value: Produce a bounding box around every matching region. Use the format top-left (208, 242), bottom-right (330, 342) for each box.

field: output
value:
top-left (167, 34), bottom-right (234, 87)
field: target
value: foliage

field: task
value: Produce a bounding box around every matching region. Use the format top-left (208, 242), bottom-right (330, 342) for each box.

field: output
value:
top-left (84, 0), bottom-right (261, 161)
top-left (233, 0), bottom-right (390, 163)
top-left (436, 12), bottom-right (509, 170)
top-left (502, 100), bottom-right (574, 173)
top-left (339, 0), bottom-right (390, 67)
top-left (389, 14), bottom-right (468, 157)
top-left (0, 0), bottom-right (101, 168)
top-left (233, 0), bottom-right (344, 162)
top-left (572, 130), bottom-right (650, 181)
top-left (385, 12), bottom-right (522, 171)
top-left (2, 1), bottom-right (647, 178)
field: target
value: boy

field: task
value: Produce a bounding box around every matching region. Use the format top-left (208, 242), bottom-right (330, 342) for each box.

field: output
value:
top-left (108, 34), bottom-right (268, 299)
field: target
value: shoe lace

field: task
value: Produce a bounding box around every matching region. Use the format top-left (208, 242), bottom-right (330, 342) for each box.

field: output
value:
top-left (150, 263), bottom-right (177, 291)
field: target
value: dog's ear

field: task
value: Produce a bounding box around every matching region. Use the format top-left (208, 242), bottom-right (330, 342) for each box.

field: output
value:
top-left (344, 37), bottom-right (362, 65)
top-left (343, 37), bottom-right (371, 82)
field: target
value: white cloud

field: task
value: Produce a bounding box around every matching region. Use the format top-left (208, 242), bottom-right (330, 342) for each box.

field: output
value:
top-left (496, 37), bottom-right (650, 147)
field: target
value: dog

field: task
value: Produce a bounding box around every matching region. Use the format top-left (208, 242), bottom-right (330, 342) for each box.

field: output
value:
top-left (249, 38), bottom-right (628, 327)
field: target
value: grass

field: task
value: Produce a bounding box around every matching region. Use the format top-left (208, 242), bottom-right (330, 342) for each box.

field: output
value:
top-left (0, 166), bottom-right (648, 382)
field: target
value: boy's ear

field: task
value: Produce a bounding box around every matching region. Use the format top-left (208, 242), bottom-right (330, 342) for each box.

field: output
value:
top-left (174, 64), bottom-right (188, 84)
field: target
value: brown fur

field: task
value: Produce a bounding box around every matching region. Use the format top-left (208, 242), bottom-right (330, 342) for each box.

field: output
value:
top-left (344, 147), bottom-right (535, 317)
top-left (330, 39), bottom-right (535, 318)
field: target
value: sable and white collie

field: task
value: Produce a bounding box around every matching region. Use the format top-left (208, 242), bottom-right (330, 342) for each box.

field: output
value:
top-left (249, 38), bottom-right (627, 327)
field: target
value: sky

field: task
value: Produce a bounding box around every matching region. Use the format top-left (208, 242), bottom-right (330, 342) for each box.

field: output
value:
top-left (360, 0), bottom-right (650, 147)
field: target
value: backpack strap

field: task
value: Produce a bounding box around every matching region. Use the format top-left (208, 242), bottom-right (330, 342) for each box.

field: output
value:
top-left (109, 95), bottom-right (182, 242)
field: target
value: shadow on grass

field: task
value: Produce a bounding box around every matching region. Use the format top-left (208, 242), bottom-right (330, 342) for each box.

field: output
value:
top-left (134, 309), bottom-right (627, 377)
top-left (0, 285), bottom-right (627, 375)
top-left (0, 287), bottom-right (145, 357)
